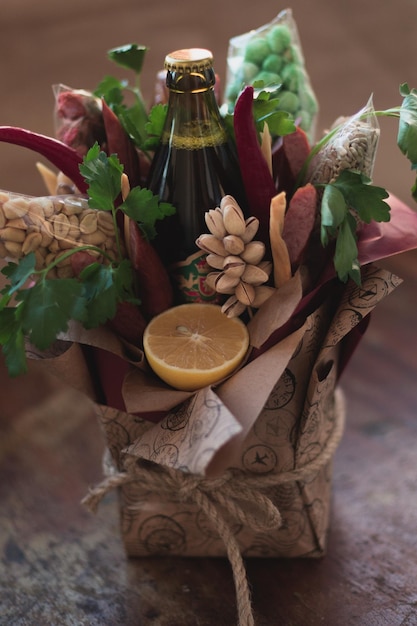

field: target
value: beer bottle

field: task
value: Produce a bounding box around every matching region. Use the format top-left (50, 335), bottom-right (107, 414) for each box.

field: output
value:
top-left (147, 48), bottom-right (246, 303)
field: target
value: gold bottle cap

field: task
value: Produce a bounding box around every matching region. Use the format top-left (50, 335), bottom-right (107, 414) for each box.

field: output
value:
top-left (164, 49), bottom-right (213, 73)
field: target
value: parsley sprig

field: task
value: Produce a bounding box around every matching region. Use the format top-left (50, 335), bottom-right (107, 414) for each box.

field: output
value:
top-left (297, 83), bottom-right (417, 284)
top-left (94, 44), bottom-right (167, 156)
top-left (319, 170), bottom-right (390, 284)
top-left (0, 145), bottom-right (174, 376)
top-left (223, 82), bottom-right (296, 142)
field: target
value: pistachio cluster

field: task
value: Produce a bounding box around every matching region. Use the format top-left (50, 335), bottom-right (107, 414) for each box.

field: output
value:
top-left (196, 195), bottom-right (274, 317)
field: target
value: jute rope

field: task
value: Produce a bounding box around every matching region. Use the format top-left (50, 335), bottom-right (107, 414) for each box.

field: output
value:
top-left (82, 389), bottom-right (345, 626)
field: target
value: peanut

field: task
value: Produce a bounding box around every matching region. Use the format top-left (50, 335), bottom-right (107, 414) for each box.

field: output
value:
top-left (81, 230), bottom-right (107, 246)
top-left (22, 232), bottom-right (43, 255)
top-left (4, 240), bottom-right (23, 258)
top-left (0, 227), bottom-right (26, 243)
top-left (0, 206), bottom-right (6, 229)
top-left (53, 213), bottom-right (71, 240)
top-left (79, 212), bottom-right (98, 235)
top-left (7, 217), bottom-right (27, 230)
top-left (3, 197), bottom-right (29, 220)
top-left (97, 211), bottom-right (115, 236)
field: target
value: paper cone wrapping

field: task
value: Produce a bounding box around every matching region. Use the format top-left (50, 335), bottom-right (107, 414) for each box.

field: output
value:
top-left (73, 263), bottom-right (400, 558)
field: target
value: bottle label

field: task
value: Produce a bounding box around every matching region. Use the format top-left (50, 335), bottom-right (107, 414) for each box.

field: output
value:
top-left (170, 250), bottom-right (222, 304)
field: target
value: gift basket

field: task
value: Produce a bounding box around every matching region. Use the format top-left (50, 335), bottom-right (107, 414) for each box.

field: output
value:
top-left (1, 8), bottom-right (417, 626)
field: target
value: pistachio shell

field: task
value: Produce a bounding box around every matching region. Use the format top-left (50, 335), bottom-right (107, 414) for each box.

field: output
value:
top-left (222, 255), bottom-right (246, 278)
top-left (241, 216), bottom-right (260, 243)
top-left (220, 195), bottom-right (241, 213)
top-left (206, 253), bottom-right (226, 270)
top-left (196, 233), bottom-right (228, 256)
top-left (223, 234), bottom-right (245, 255)
top-left (221, 295), bottom-right (247, 318)
top-left (215, 272), bottom-right (241, 294)
top-left (241, 264), bottom-right (269, 286)
top-left (235, 281), bottom-right (256, 306)
top-left (205, 271), bottom-right (222, 291)
top-left (240, 240), bottom-right (265, 265)
top-left (205, 208), bottom-right (227, 239)
top-left (222, 203), bottom-right (246, 236)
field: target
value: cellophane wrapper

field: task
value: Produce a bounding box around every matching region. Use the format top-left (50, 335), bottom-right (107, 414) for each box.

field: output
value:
top-left (223, 8), bottom-right (319, 143)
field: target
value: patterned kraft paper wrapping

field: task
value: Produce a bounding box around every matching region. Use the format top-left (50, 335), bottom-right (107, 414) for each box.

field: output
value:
top-left (87, 263), bottom-right (401, 558)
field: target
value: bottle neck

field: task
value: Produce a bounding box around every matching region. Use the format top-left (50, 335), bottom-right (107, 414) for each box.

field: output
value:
top-left (162, 68), bottom-right (227, 149)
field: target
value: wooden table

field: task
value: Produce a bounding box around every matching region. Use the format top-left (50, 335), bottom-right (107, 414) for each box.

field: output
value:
top-left (0, 250), bottom-right (416, 626)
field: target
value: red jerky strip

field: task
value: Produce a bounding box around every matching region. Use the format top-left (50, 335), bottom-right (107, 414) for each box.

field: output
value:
top-left (106, 300), bottom-right (147, 346)
top-left (101, 100), bottom-right (141, 189)
top-left (129, 219), bottom-right (174, 320)
top-left (273, 126), bottom-right (311, 197)
top-left (282, 182), bottom-right (318, 269)
top-left (0, 126), bottom-right (87, 193)
top-left (233, 86), bottom-right (277, 249)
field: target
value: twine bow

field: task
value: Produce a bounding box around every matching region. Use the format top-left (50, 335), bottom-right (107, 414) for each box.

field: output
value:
top-left (82, 389), bottom-right (345, 626)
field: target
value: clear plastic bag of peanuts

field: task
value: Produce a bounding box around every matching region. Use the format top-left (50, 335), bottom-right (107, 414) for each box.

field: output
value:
top-left (223, 8), bottom-right (319, 143)
top-left (0, 189), bottom-right (119, 278)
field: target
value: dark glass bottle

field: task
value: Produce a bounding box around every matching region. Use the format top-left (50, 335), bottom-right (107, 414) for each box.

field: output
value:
top-left (147, 48), bottom-right (246, 303)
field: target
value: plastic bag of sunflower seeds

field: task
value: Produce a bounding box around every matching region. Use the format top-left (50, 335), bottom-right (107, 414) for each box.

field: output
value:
top-left (307, 96), bottom-right (380, 186)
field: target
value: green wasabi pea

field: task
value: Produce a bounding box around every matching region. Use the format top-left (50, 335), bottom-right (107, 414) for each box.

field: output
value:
top-left (241, 61), bottom-right (260, 82)
top-left (287, 44), bottom-right (302, 64)
top-left (277, 89), bottom-right (299, 114)
top-left (262, 53), bottom-right (283, 74)
top-left (302, 89), bottom-right (319, 115)
top-left (298, 110), bottom-right (312, 132)
top-left (226, 80), bottom-right (242, 103)
top-left (252, 70), bottom-right (281, 87)
top-left (244, 38), bottom-right (271, 65)
top-left (281, 63), bottom-right (304, 92)
top-left (266, 24), bottom-right (292, 54)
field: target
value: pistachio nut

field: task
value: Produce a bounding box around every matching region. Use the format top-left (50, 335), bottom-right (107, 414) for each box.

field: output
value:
top-left (240, 240), bottom-right (265, 265)
top-left (205, 208), bottom-right (227, 239)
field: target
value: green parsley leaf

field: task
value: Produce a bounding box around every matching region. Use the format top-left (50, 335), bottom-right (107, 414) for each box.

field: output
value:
top-left (252, 88), bottom-right (296, 137)
top-left (79, 262), bottom-right (121, 327)
top-left (112, 102), bottom-right (146, 146)
top-left (330, 170), bottom-right (390, 223)
top-left (320, 169), bottom-right (391, 283)
top-left (107, 44), bottom-right (148, 74)
top-left (143, 104), bottom-right (168, 151)
top-left (94, 75), bottom-right (127, 108)
top-left (1, 253), bottom-right (37, 296)
top-left (79, 259), bottom-right (137, 327)
top-left (17, 278), bottom-right (86, 350)
top-left (79, 145), bottom-right (123, 211)
top-left (0, 309), bottom-right (27, 377)
top-left (333, 213), bottom-right (361, 285)
top-left (120, 186), bottom-right (176, 240)
top-left (94, 44), bottom-right (150, 151)
top-left (398, 83), bottom-right (417, 165)
top-left (321, 184), bottom-right (347, 246)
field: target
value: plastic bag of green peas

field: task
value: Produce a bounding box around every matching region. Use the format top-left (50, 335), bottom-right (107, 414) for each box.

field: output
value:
top-left (223, 8), bottom-right (319, 142)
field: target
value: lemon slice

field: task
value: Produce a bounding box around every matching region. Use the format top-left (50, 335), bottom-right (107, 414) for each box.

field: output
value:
top-left (143, 303), bottom-right (249, 391)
